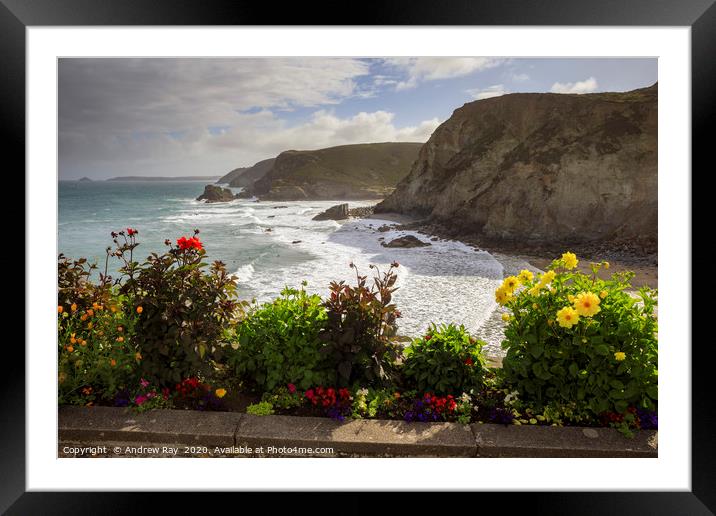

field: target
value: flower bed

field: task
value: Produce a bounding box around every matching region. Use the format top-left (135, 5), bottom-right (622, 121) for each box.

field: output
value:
top-left (58, 230), bottom-right (657, 437)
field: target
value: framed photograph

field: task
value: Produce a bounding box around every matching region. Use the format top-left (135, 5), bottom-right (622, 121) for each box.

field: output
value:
top-left (6, 0), bottom-right (710, 511)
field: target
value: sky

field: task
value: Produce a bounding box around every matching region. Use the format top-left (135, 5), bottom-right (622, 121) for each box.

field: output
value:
top-left (58, 57), bottom-right (657, 180)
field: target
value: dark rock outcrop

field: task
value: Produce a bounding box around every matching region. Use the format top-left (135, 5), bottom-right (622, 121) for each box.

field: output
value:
top-left (376, 84), bottom-right (658, 247)
top-left (381, 235), bottom-right (431, 248)
top-left (312, 203), bottom-right (350, 221)
top-left (196, 184), bottom-right (236, 203)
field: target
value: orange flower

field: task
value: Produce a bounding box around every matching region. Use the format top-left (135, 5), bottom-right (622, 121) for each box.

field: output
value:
top-left (70, 336), bottom-right (77, 344)
top-left (136, 306), bottom-right (143, 314)
top-left (116, 336), bottom-right (124, 343)
top-left (117, 326), bottom-right (124, 333)
top-left (67, 345), bottom-right (74, 353)
top-left (57, 305), bottom-right (64, 314)
top-left (81, 340), bottom-right (87, 346)
top-left (87, 309), bottom-right (94, 317)
top-left (87, 322), bottom-right (93, 329)
top-left (80, 314), bottom-right (88, 321)
top-left (135, 352), bottom-right (142, 360)
top-left (110, 359), bottom-right (117, 367)
top-left (71, 303), bottom-right (78, 312)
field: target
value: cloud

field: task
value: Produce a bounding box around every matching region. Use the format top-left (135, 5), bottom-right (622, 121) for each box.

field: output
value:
top-left (550, 76), bottom-right (598, 94)
top-left (511, 73), bottom-right (530, 82)
top-left (466, 84), bottom-right (508, 100)
top-left (209, 110), bottom-right (439, 154)
top-left (58, 58), bottom-right (447, 179)
top-left (385, 57), bottom-right (505, 90)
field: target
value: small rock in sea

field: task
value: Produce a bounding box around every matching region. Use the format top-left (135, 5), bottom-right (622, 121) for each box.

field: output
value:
top-left (273, 206), bottom-right (288, 209)
top-left (312, 203), bottom-right (349, 221)
top-left (430, 236), bottom-right (439, 241)
top-left (265, 228), bottom-right (272, 232)
top-left (378, 237), bottom-right (385, 241)
top-left (292, 240), bottom-right (302, 244)
top-left (267, 215), bottom-right (275, 218)
top-left (377, 224), bottom-right (394, 232)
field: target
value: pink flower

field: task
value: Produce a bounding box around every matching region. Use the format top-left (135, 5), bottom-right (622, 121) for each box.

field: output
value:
top-left (140, 378), bottom-right (149, 388)
top-left (135, 395), bottom-right (147, 406)
top-left (287, 383), bottom-right (296, 394)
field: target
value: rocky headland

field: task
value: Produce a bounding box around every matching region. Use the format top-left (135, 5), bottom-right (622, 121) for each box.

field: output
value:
top-left (375, 83), bottom-right (658, 255)
top-left (241, 142), bottom-right (422, 200)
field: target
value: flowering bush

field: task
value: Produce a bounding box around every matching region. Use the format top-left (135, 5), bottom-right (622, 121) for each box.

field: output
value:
top-left (172, 376), bottom-right (227, 411)
top-left (319, 262), bottom-right (402, 387)
top-left (497, 253), bottom-right (658, 420)
top-left (403, 323), bottom-right (487, 395)
top-left (58, 264), bottom-right (140, 405)
top-left (305, 386), bottom-right (353, 421)
top-left (227, 285), bottom-right (333, 392)
top-left (116, 229), bottom-right (246, 387)
top-left (114, 378), bottom-right (173, 412)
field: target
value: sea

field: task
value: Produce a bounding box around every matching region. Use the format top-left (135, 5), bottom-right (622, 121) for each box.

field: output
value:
top-left (59, 180), bottom-right (515, 355)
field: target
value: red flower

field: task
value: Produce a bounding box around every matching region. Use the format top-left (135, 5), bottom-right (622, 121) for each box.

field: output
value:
top-left (338, 388), bottom-right (350, 400)
top-left (127, 228), bottom-right (137, 236)
top-left (305, 389), bottom-right (315, 400)
top-left (425, 335), bottom-right (432, 341)
top-left (464, 357), bottom-right (474, 366)
top-left (287, 383), bottom-right (296, 394)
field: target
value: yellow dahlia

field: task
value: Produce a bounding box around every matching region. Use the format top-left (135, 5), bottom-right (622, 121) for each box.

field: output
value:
top-left (600, 290), bottom-right (608, 299)
top-left (528, 285), bottom-right (541, 296)
top-left (561, 252), bottom-right (578, 270)
top-left (539, 270), bottom-right (556, 285)
top-left (502, 276), bottom-right (521, 292)
top-left (495, 286), bottom-right (513, 306)
top-left (614, 351), bottom-right (626, 361)
top-left (556, 306), bottom-right (580, 328)
top-left (573, 291), bottom-right (601, 317)
top-left (518, 269), bottom-right (534, 283)
top-left (501, 313), bottom-right (511, 322)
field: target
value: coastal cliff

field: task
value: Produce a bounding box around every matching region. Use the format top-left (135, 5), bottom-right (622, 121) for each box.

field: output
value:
top-left (375, 84), bottom-right (657, 249)
top-left (243, 142), bottom-right (422, 200)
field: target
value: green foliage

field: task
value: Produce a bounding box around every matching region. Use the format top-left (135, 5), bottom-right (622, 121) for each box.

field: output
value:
top-left (319, 263), bottom-right (402, 388)
top-left (403, 323), bottom-right (487, 395)
top-left (227, 285), bottom-right (332, 392)
top-left (261, 386), bottom-right (305, 410)
top-left (246, 401), bottom-right (275, 416)
top-left (118, 230), bottom-right (246, 387)
top-left (499, 257), bottom-right (658, 419)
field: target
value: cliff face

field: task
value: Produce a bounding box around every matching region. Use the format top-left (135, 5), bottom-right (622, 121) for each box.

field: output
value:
top-left (228, 158), bottom-right (276, 188)
top-left (376, 84), bottom-right (657, 246)
top-left (216, 167), bottom-right (247, 185)
top-left (246, 142), bottom-right (422, 201)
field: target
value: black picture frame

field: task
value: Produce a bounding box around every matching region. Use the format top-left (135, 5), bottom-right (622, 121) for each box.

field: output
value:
top-left (4, 0), bottom-right (710, 512)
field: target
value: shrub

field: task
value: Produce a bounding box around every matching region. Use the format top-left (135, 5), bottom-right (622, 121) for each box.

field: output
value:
top-left (319, 262), bottom-right (402, 387)
top-left (58, 265), bottom-right (140, 406)
top-left (403, 323), bottom-right (487, 395)
top-left (498, 253), bottom-right (658, 418)
top-left (246, 401), bottom-right (275, 416)
top-left (116, 229), bottom-right (245, 387)
top-left (227, 285), bottom-right (332, 392)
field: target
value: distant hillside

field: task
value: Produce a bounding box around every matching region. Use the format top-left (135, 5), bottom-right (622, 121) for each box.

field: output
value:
top-left (227, 158), bottom-right (276, 188)
top-left (244, 143), bottom-right (422, 200)
top-left (216, 167), bottom-right (248, 184)
top-left (106, 175), bottom-right (221, 182)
